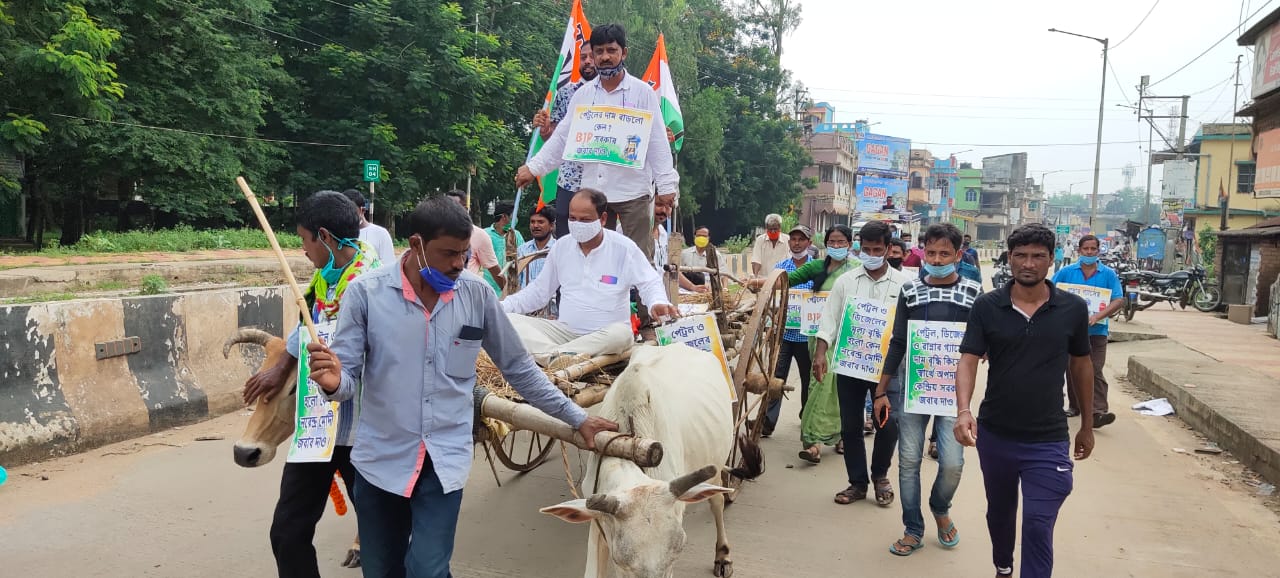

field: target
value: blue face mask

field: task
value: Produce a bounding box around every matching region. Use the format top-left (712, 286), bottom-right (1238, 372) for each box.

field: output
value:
top-left (318, 231), bottom-right (360, 285)
top-left (852, 240), bottom-right (862, 252)
top-left (1079, 255), bottom-right (1099, 266)
top-left (923, 262), bottom-right (957, 279)
top-left (826, 246), bottom-right (849, 261)
top-left (414, 239), bottom-right (457, 294)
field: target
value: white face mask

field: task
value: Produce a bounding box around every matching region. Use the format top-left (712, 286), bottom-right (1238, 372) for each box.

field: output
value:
top-left (859, 252), bottom-right (885, 271)
top-left (567, 219), bottom-right (603, 244)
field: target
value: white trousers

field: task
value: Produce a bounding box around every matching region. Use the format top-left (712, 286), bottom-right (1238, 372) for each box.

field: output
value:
top-left (507, 314), bottom-right (634, 358)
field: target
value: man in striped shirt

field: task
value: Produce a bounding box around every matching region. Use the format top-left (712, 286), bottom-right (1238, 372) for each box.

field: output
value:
top-left (763, 224), bottom-right (814, 437)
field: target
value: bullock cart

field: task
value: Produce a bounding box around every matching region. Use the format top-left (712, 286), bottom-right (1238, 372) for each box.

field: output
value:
top-left (483, 235), bottom-right (790, 495)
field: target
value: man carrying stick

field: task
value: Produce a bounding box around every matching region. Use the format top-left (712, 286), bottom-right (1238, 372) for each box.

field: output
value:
top-left (305, 196), bottom-right (617, 577)
top-left (240, 190), bottom-right (380, 578)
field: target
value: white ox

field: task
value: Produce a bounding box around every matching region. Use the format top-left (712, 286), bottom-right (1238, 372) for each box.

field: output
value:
top-left (224, 327), bottom-right (361, 569)
top-left (541, 345), bottom-right (763, 578)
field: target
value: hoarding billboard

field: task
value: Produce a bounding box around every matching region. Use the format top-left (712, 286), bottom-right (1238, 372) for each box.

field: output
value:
top-left (1252, 22), bottom-right (1280, 99)
top-left (1161, 159), bottom-right (1197, 203)
top-left (856, 134), bottom-right (910, 176)
top-left (1254, 128), bottom-right (1280, 199)
top-left (856, 176), bottom-right (908, 213)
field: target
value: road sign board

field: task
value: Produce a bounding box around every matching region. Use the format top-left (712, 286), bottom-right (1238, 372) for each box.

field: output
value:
top-left (1055, 225), bottom-right (1070, 235)
top-left (362, 160), bottom-right (380, 183)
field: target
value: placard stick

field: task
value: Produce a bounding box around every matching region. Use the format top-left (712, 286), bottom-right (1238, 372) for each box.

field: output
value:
top-left (236, 176), bottom-right (320, 344)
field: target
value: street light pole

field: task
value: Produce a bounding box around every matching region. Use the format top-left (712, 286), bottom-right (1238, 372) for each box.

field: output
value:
top-left (1050, 28), bottom-right (1109, 231)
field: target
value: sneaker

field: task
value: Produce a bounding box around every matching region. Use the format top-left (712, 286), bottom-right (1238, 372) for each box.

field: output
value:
top-left (1093, 412), bottom-right (1116, 428)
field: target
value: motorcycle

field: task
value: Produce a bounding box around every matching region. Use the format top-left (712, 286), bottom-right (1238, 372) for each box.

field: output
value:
top-left (991, 264), bottom-right (1011, 289)
top-left (1126, 265), bottom-right (1221, 314)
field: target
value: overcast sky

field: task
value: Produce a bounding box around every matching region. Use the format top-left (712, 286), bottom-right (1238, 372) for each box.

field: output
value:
top-left (780, 0), bottom-right (1269, 197)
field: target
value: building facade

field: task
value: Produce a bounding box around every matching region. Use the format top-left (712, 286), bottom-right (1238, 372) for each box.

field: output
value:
top-left (976, 153), bottom-right (1028, 241)
top-left (1182, 124), bottom-right (1269, 231)
top-left (952, 165), bottom-right (981, 235)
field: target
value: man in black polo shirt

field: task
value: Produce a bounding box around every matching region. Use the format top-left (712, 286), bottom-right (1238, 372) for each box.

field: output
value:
top-left (954, 223), bottom-right (1095, 578)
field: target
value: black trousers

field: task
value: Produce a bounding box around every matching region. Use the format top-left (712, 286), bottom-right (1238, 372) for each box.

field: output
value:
top-left (836, 375), bottom-right (899, 486)
top-left (554, 185), bottom-right (574, 239)
top-left (270, 445), bottom-right (356, 578)
top-left (765, 339), bottom-right (813, 428)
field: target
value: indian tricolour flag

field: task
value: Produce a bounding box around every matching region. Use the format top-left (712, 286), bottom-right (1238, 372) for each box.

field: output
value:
top-left (641, 33), bottom-right (684, 154)
top-left (526, 0), bottom-right (591, 212)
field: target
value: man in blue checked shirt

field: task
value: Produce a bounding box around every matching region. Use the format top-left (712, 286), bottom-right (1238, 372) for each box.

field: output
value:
top-left (306, 196), bottom-right (617, 578)
top-left (238, 191), bottom-right (379, 578)
top-left (763, 224), bottom-right (815, 437)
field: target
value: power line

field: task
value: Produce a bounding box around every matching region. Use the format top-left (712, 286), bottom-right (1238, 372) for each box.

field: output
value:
top-left (1109, 60), bottom-right (1134, 105)
top-left (1148, 0), bottom-right (1275, 88)
top-left (911, 139), bottom-right (1146, 147)
top-left (44, 112), bottom-right (352, 147)
top-left (806, 86), bottom-right (1101, 102)
top-left (1111, 0), bottom-right (1162, 50)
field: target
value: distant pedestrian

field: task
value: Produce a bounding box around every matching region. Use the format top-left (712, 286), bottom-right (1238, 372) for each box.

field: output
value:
top-left (955, 223), bottom-right (1096, 578)
top-left (1052, 235), bottom-right (1123, 427)
top-left (961, 234), bottom-right (979, 266)
top-left (1053, 245), bottom-right (1064, 273)
top-left (749, 213), bottom-right (791, 277)
top-left (342, 189), bottom-right (396, 266)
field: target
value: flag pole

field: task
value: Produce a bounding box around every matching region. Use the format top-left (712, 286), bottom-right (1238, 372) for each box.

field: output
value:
top-left (236, 176), bottom-right (320, 344)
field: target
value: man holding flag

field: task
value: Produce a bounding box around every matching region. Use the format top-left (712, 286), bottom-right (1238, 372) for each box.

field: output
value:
top-left (516, 23), bottom-right (679, 264)
top-left (532, 46), bottom-right (595, 239)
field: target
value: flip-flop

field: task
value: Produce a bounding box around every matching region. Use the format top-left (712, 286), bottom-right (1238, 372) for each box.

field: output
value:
top-left (937, 521), bottom-right (960, 548)
top-left (888, 536), bottom-right (923, 556)
top-left (798, 447), bottom-right (821, 464)
top-left (873, 478), bottom-right (895, 507)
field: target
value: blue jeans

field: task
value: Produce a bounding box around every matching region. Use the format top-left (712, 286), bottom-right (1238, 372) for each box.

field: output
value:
top-left (353, 463), bottom-right (463, 578)
top-left (895, 388), bottom-right (965, 540)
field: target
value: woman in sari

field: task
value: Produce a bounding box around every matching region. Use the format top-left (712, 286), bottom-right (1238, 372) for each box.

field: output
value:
top-left (749, 224), bottom-right (858, 463)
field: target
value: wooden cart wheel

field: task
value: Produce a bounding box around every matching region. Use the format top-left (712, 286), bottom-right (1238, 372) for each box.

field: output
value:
top-left (488, 428), bottom-right (559, 473)
top-left (724, 268), bottom-right (789, 500)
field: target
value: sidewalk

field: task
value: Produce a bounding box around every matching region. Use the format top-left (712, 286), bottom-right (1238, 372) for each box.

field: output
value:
top-left (1119, 308), bottom-right (1280, 484)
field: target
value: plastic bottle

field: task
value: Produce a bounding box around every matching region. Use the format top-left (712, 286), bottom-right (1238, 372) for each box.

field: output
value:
top-left (0, 465), bottom-right (7, 486)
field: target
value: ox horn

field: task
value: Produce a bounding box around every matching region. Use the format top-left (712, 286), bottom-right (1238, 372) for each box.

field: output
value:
top-left (668, 465), bottom-right (719, 498)
top-left (585, 493), bottom-right (621, 516)
top-left (222, 327), bottom-right (276, 359)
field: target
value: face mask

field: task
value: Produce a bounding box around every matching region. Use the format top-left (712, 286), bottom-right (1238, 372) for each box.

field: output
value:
top-left (859, 252), bottom-right (885, 270)
top-left (1079, 255), bottom-right (1099, 266)
top-left (414, 240), bottom-right (456, 294)
top-left (887, 257), bottom-right (904, 270)
top-left (826, 246), bottom-right (849, 261)
top-left (923, 262), bottom-right (957, 279)
top-left (791, 250), bottom-right (808, 259)
top-left (767, 231), bottom-right (780, 241)
top-left (694, 236), bottom-right (710, 248)
top-left (596, 61), bottom-right (625, 78)
top-left (568, 219), bottom-right (603, 244)
top-left (852, 240), bottom-right (862, 252)
top-left (318, 231), bottom-right (359, 285)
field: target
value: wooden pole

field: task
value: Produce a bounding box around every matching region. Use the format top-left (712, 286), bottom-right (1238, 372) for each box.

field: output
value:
top-left (236, 176), bottom-right (320, 344)
top-left (479, 394), bottom-right (664, 468)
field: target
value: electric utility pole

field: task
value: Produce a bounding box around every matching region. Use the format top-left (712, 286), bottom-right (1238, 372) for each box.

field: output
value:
top-left (1136, 79), bottom-right (1191, 226)
top-left (1223, 55), bottom-right (1243, 231)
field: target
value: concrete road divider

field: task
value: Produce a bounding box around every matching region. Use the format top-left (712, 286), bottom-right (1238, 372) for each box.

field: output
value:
top-left (0, 286), bottom-right (298, 466)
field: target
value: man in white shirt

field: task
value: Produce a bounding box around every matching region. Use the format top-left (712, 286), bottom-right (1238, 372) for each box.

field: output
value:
top-left (502, 189), bottom-right (677, 363)
top-left (514, 23), bottom-right (679, 264)
top-left (679, 226), bottom-right (718, 292)
top-left (750, 213), bottom-right (791, 277)
top-left (343, 189), bottom-right (396, 265)
top-left (652, 201), bottom-right (671, 271)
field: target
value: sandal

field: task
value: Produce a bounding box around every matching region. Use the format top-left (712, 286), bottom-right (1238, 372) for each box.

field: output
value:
top-left (937, 520), bottom-right (960, 548)
top-left (873, 478), bottom-right (895, 507)
top-left (888, 535), bottom-right (923, 557)
top-left (834, 484), bottom-right (867, 505)
top-left (798, 445), bottom-right (821, 464)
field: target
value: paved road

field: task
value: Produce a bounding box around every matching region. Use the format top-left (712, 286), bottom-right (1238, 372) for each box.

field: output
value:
top-left (3, 336), bottom-right (1278, 577)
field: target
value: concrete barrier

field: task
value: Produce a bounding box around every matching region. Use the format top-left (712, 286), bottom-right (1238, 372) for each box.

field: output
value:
top-left (1127, 345), bottom-right (1280, 485)
top-left (0, 286), bottom-right (296, 466)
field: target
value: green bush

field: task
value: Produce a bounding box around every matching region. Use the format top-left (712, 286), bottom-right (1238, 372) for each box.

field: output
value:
top-left (139, 275), bottom-right (169, 295)
top-left (29, 226), bottom-right (304, 255)
top-left (722, 234), bottom-right (753, 254)
top-left (1198, 225), bottom-right (1217, 277)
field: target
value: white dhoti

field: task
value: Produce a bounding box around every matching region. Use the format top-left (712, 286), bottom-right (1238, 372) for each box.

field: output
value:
top-left (507, 314), bottom-right (635, 359)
